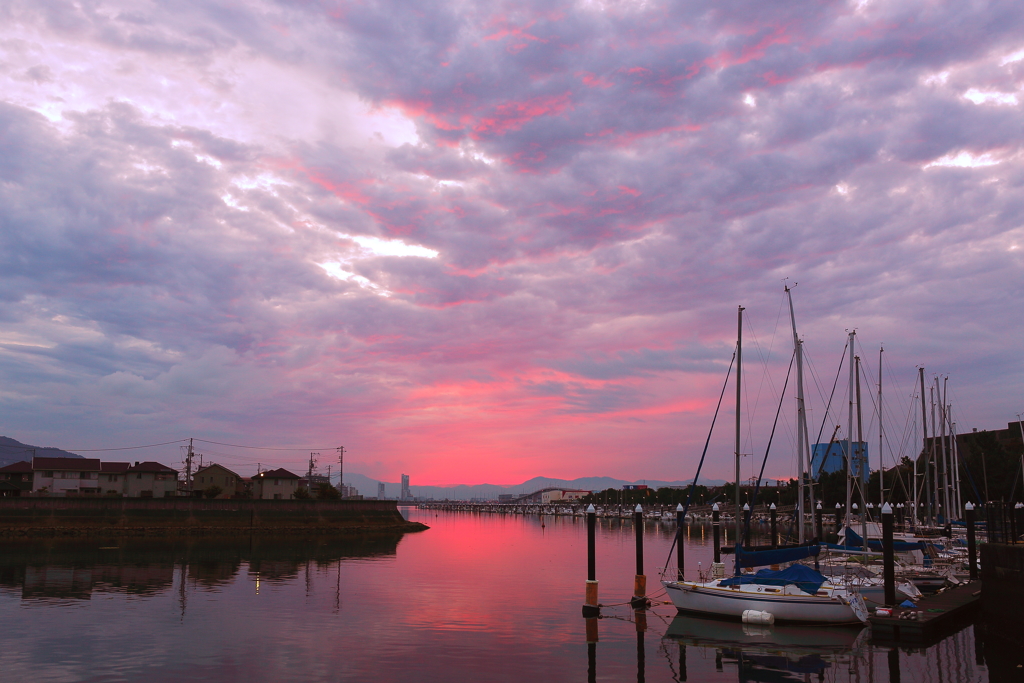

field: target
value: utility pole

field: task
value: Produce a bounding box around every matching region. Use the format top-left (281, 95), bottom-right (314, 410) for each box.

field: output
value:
top-left (337, 446), bottom-right (345, 497)
top-left (308, 452), bottom-right (319, 480)
top-left (186, 438), bottom-right (194, 494)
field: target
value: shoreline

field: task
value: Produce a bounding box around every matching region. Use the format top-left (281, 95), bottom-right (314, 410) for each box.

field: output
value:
top-left (0, 498), bottom-right (429, 537)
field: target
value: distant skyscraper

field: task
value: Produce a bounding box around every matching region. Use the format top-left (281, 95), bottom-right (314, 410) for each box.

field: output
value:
top-left (401, 474), bottom-right (410, 500)
top-left (377, 482), bottom-right (386, 499)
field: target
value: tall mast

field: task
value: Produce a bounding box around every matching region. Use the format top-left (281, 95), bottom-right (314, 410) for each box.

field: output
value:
top-left (931, 384), bottom-right (938, 524)
top-left (845, 331), bottom-right (855, 533)
top-left (856, 354), bottom-right (867, 549)
top-left (735, 305), bottom-right (744, 568)
top-left (878, 346), bottom-right (884, 507)
top-left (785, 285), bottom-right (812, 542)
top-left (919, 368), bottom-right (930, 525)
top-left (939, 377), bottom-right (951, 522)
top-left (952, 411), bottom-right (962, 514)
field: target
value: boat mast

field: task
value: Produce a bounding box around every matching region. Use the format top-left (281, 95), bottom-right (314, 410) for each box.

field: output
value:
top-left (856, 354), bottom-right (868, 549)
top-left (939, 376), bottom-right (951, 523)
top-left (931, 384), bottom-right (939, 524)
top-left (919, 368), bottom-right (930, 525)
top-left (878, 346), bottom-right (884, 508)
top-left (785, 285), bottom-right (813, 543)
top-left (735, 305), bottom-right (744, 571)
top-left (845, 331), bottom-right (855, 535)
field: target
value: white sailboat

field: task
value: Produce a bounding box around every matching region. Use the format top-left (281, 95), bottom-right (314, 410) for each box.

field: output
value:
top-left (662, 305), bottom-right (868, 625)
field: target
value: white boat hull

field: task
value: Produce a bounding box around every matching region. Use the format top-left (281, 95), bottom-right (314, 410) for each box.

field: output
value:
top-left (662, 580), bottom-right (867, 625)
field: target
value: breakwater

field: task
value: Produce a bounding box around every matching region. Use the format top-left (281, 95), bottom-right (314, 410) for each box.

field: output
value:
top-left (0, 498), bottom-right (428, 536)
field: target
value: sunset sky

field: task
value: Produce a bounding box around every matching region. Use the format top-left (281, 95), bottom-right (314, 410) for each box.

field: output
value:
top-left (1, 0), bottom-right (1022, 487)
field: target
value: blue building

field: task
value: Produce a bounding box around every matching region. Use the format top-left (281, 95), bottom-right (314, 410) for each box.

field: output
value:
top-left (811, 440), bottom-right (869, 482)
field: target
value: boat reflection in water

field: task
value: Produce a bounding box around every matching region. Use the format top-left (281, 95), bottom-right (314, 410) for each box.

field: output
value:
top-left (663, 613), bottom-right (868, 682)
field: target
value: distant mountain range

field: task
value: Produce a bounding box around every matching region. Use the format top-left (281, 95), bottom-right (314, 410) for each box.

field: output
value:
top-left (344, 472), bottom-right (727, 501)
top-left (0, 436), bottom-right (83, 467)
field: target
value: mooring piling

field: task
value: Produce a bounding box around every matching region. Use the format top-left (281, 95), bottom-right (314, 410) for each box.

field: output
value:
top-left (583, 503), bottom-right (600, 617)
top-left (712, 503), bottom-right (721, 564)
top-left (814, 501), bottom-right (823, 541)
top-left (631, 504), bottom-right (647, 608)
top-left (676, 503), bottom-right (684, 580)
top-left (882, 502), bottom-right (896, 606)
top-left (769, 503), bottom-right (777, 549)
top-left (966, 502), bottom-right (978, 580)
top-left (742, 503), bottom-right (751, 550)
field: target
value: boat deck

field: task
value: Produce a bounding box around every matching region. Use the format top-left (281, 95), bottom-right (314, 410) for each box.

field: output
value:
top-left (868, 581), bottom-right (981, 644)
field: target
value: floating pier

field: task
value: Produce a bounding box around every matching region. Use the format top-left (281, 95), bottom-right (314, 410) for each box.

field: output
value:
top-left (868, 581), bottom-right (981, 644)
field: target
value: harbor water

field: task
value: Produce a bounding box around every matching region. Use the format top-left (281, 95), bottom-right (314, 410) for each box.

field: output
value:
top-left (0, 508), bottom-right (1014, 682)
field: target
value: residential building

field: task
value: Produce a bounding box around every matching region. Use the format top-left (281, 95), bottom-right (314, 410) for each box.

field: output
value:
top-left (193, 464), bottom-right (242, 499)
top-left (32, 457), bottom-right (102, 496)
top-left (99, 462), bottom-right (130, 496)
top-left (251, 468), bottom-right (300, 500)
top-left (0, 461), bottom-right (34, 495)
top-left (124, 462), bottom-right (179, 498)
top-left (307, 474), bottom-right (330, 490)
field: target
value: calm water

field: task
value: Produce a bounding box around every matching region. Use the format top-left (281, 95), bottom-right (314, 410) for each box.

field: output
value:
top-left (0, 509), bottom-right (1015, 682)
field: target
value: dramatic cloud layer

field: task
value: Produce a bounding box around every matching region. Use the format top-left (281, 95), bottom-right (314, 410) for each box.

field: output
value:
top-left (1, 0), bottom-right (1022, 485)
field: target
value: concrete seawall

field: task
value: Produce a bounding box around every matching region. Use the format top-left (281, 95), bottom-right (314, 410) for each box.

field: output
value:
top-left (0, 498), bottom-right (428, 536)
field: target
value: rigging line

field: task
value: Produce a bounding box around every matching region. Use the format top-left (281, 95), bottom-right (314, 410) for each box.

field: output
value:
top-left (741, 320), bottom-right (783, 485)
top-left (660, 348), bottom-right (737, 577)
top-left (812, 340), bottom-right (849, 479)
top-left (191, 439), bottom-right (339, 451)
top-left (804, 344), bottom-right (845, 442)
top-left (747, 348), bottom-right (795, 547)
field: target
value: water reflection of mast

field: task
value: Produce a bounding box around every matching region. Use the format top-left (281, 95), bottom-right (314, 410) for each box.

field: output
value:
top-left (334, 559), bottom-right (342, 614)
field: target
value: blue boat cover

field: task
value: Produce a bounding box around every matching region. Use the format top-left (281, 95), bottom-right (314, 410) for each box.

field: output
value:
top-left (720, 564), bottom-right (828, 595)
top-left (839, 527), bottom-right (927, 552)
top-left (734, 544), bottom-right (821, 569)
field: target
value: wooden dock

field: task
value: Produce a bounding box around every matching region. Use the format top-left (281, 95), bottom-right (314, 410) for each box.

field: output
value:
top-left (869, 581), bottom-right (981, 644)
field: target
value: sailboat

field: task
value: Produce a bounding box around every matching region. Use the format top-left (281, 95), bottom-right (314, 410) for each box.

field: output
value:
top-left (662, 306), bottom-right (868, 625)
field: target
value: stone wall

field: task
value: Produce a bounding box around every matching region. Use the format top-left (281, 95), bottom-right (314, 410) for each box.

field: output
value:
top-left (0, 498), bottom-right (423, 535)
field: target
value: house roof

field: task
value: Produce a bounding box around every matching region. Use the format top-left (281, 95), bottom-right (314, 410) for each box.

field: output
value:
top-left (254, 468), bottom-right (300, 480)
top-left (101, 462), bottom-right (131, 473)
top-left (194, 463), bottom-right (241, 479)
top-left (125, 461), bottom-right (178, 474)
top-left (0, 461), bottom-right (33, 473)
top-left (33, 457), bottom-right (102, 471)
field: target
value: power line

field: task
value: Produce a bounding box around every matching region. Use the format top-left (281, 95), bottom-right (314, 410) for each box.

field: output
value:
top-left (32, 440), bottom-right (188, 452)
top-left (191, 439), bottom-right (339, 451)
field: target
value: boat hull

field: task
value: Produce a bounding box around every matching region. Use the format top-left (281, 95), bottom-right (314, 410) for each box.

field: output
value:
top-left (663, 580), bottom-right (867, 625)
